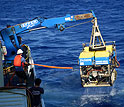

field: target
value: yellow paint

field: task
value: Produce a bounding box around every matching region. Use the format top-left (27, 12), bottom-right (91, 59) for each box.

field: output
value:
top-left (83, 47), bottom-right (90, 52)
top-left (95, 51), bottom-right (109, 57)
top-left (79, 51), bottom-right (94, 58)
top-left (106, 45), bottom-right (113, 53)
top-left (79, 45), bottom-right (113, 58)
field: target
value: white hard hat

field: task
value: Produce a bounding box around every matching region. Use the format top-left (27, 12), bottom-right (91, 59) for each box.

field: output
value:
top-left (17, 49), bottom-right (23, 54)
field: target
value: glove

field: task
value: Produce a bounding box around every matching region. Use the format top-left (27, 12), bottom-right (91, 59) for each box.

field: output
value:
top-left (27, 63), bottom-right (31, 66)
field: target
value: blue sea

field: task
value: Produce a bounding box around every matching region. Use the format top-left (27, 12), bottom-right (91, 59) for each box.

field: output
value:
top-left (0, 0), bottom-right (124, 107)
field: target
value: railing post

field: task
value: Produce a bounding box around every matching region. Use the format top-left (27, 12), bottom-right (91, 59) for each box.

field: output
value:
top-left (0, 41), bottom-right (4, 87)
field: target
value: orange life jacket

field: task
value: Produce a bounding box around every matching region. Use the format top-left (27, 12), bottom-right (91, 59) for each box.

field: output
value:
top-left (14, 55), bottom-right (22, 67)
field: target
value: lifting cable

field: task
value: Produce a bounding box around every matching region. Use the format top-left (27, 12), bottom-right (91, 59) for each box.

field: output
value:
top-left (31, 64), bottom-right (73, 70)
top-left (65, 20), bottom-right (91, 29)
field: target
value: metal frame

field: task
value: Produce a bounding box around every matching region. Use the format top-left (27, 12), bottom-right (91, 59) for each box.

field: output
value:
top-left (90, 17), bottom-right (105, 49)
top-left (0, 41), bottom-right (4, 87)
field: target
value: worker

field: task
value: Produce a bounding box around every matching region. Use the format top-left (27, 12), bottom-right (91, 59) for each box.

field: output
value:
top-left (29, 78), bottom-right (44, 107)
top-left (14, 49), bottom-right (30, 84)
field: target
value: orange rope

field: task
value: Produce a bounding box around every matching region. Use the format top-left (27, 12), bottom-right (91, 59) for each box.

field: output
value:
top-left (31, 64), bottom-right (73, 70)
top-left (115, 56), bottom-right (120, 68)
top-left (6, 72), bottom-right (15, 86)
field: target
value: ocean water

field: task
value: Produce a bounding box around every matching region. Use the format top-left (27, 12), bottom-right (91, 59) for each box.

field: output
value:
top-left (0, 0), bottom-right (124, 107)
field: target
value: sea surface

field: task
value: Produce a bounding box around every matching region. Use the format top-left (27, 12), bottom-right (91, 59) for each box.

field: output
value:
top-left (0, 0), bottom-right (124, 107)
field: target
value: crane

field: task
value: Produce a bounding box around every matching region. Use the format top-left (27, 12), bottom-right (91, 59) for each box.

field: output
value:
top-left (0, 11), bottom-right (95, 88)
top-left (0, 11), bottom-right (94, 61)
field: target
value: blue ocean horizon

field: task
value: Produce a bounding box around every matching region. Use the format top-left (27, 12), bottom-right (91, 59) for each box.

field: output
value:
top-left (0, 0), bottom-right (124, 106)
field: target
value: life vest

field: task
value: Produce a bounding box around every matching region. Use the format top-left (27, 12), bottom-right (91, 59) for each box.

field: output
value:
top-left (14, 55), bottom-right (22, 67)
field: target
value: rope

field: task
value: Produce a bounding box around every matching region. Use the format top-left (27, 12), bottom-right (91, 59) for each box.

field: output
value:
top-left (65, 20), bottom-right (91, 29)
top-left (115, 56), bottom-right (120, 68)
top-left (32, 64), bottom-right (73, 70)
top-left (6, 72), bottom-right (15, 86)
top-left (3, 65), bottom-right (14, 71)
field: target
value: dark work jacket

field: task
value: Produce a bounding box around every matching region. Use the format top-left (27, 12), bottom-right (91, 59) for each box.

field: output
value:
top-left (29, 86), bottom-right (44, 107)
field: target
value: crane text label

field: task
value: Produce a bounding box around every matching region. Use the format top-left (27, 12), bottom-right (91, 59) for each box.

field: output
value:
top-left (21, 19), bottom-right (38, 29)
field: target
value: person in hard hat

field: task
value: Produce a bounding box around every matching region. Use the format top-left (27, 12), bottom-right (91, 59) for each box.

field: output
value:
top-left (29, 78), bottom-right (44, 107)
top-left (14, 49), bottom-right (30, 84)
